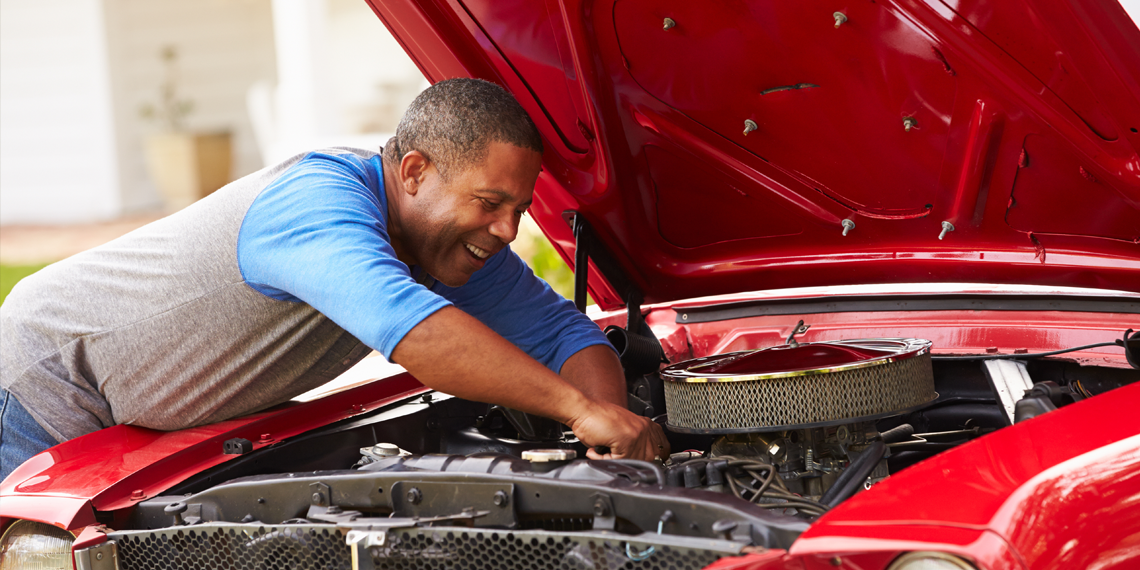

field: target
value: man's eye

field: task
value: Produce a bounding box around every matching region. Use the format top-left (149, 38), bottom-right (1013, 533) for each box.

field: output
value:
top-left (479, 198), bottom-right (499, 210)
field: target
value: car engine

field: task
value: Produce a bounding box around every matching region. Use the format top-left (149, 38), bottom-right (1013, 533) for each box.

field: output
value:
top-left (101, 328), bottom-right (1136, 570)
top-left (656, 338), bottom-right (936, 515)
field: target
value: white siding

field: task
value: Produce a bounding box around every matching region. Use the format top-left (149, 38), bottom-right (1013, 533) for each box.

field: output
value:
top-left (0, 0), bottom-right (122, 224)
top-left (103, 0), bottom-right (277, 214)
top-left (327, 0), bottom-right (426, 134)
top-left (0, 0), bottom-right (421, 224)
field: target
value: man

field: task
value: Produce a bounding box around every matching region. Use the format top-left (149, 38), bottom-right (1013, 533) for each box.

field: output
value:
top-left (0, 78), bottom-right (668, 480)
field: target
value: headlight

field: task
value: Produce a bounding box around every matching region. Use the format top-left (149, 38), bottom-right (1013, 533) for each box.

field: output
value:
top-left (0, 519), bottom-right (75, 570)
top-left (888, 551), bottom-right (977, 570)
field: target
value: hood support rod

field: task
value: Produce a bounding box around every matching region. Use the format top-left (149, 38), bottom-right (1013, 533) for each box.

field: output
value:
top-left (565, 210), bottom-right (644, 333)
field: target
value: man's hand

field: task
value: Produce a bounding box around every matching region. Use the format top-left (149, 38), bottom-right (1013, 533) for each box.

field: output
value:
top-left (558, 344), bottom-right (669, 461)
top-left (567, 401), bottom-right (670, 461)
top-left (391, 306), bottom-right (669, 462)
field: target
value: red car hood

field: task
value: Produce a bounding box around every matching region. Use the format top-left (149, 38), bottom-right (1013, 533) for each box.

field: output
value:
top-left (367, 0), bottom-right (1140, 309)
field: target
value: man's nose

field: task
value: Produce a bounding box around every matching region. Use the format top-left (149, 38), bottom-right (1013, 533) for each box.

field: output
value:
top-left (488, 212), bottom-right (519, 244)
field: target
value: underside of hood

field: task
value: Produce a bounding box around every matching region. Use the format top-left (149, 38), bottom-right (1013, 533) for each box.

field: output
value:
top-left (368, 0), bottom-right (1140, 309)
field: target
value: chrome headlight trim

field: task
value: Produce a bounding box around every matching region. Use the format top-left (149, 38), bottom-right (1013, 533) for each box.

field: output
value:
top-left (887, 551), bottom-right (978, 570)
top-left (0, 519), bottom-right (76, 570)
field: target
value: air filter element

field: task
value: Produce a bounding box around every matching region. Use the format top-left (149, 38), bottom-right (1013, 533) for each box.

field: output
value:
top-left (662, 338), bottom-right (936, 433)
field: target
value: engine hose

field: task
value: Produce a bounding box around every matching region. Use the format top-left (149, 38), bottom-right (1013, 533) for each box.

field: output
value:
top-left (880, 423), bottom-right (916, 444)
top-left (604, 459), bottom-right (666, 486)
top-left (819, 440), bottom-right (886, 508)
top-left (1123, 329), bottom-right (1138, 369)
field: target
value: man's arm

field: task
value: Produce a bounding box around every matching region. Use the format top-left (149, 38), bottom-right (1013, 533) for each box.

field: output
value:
top-left (560, 344), bottom-right (667, 459)
top-left (391, 306), bottom-right (669, 461)
top-left (558, 344), bottom-right (626, 408)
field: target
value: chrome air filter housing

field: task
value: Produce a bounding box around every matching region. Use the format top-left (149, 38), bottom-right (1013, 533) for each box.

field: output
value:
top-left (662, 338), bottom-right (936, 434)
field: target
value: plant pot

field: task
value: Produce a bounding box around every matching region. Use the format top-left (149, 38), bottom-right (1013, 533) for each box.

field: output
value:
top-left (144, 131), bottom-right (233, 211)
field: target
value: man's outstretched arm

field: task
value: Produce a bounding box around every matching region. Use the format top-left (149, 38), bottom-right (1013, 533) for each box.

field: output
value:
top-left (391, 306), bottom-right (669, 461)
top-left (558, 344), bottom-right (627, 408)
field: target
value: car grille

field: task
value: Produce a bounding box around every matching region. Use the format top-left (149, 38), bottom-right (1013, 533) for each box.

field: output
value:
top-left (369, 527), bottom-right (724, 569)
top-left (114, 524), bottom-right (350, 570)
top-left (104, 524), bottom-right (734, 570)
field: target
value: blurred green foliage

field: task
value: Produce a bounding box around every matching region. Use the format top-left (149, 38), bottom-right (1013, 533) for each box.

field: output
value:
top-left (0, 264), bottom-right (46, 306)
top-left (526, 238), bottom-right (574, 299)
top-left (518, 228), bottom-right (592, 306)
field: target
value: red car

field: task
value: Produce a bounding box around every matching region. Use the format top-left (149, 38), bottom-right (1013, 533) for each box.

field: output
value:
top-left (2, 0), bottom-right (1138, 569)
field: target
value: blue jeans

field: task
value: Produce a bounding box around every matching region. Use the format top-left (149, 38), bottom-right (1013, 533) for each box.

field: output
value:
top-left (0, 388), bottom-right (57, 481)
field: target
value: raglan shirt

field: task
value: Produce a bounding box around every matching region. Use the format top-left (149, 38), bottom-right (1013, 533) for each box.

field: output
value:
top-left (0, 148), bottom-right (610, 443)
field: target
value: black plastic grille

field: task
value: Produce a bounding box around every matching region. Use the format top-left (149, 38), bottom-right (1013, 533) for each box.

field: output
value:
top-left (372, 528), bottom-right (726, 570)
top-left (113, 525), bottom-right (351, 570)
top-left (107, 524), bottom-right (737, 570)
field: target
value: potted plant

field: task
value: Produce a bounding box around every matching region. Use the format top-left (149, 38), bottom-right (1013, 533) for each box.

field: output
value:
top-left (140, 45), bottom-right (232, 211)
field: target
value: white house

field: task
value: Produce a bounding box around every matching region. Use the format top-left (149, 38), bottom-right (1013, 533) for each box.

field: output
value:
top-left (0, 0), bottom-right (426, 224)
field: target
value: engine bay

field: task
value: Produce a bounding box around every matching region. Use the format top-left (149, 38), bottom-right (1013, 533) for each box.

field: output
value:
top-left (142, 335), bottom-right (1135, 509)
top-left (99, 326), bottom-right (1136, 568)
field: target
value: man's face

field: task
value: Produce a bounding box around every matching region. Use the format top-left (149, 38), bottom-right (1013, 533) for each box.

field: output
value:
top-left (399, 141), bottom-right (543, 287)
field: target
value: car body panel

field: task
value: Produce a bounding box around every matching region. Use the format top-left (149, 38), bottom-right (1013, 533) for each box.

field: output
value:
top-left (607, 287), bottom-right (1138, 368)
top-left (990, 433), bottom-right (1140, 570)
top-left (0, 373), bottom-right (428, 528)
top-left (791, 527), bottom-right (1023, 570)
top-left (793, 382), bottom-right (1140, 569)
top-left (367, 0), bottom-right (1140, 309)
top-left (702, 549), bottom-right (798, 570)
top-left (0, 495), bottom-right (95, 533)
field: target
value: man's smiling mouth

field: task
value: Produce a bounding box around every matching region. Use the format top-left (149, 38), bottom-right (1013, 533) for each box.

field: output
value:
top-left (465, 243), bottom-right (491, 260)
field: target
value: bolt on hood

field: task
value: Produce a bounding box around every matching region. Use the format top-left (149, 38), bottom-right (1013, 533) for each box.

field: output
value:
top-left (368, 0), bottom-right (1140, 309)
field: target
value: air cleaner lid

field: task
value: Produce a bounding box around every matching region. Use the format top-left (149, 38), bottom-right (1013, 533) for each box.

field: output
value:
top-left (662, 338), bottom-right (932, 383)
top-left (661, 338), bottom-right (936, 432)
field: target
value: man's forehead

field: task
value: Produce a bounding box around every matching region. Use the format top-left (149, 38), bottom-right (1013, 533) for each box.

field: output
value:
top-left (451, 142), bottom-right (541, 200)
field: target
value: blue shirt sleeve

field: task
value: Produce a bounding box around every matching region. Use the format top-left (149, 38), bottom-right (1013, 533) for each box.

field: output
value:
top-left (236, 151), bottom-right (452, 359)
top-left (430, 246), bottom-right (615, 373)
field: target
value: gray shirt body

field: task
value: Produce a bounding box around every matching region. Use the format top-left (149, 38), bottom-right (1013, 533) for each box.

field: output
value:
top-left (0, 151), bottom-right (369, 442)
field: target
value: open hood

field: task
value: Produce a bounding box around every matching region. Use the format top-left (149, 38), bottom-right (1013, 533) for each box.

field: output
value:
top-left (367, 0), bottom-right (1140, 309)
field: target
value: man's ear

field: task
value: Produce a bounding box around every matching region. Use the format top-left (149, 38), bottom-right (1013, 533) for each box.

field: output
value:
top-left (399, 151), bottom-right (431, 196)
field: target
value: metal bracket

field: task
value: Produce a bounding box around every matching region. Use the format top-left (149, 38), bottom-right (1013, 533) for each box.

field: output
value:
top-left (74, 541), bottom-right (120, 570)
top-left (343, 514), bottom-right (503, 570)
top-left (590, 493), bottom-right (617, 530)
top-left (886, 427), bottom-right (982, 448)
top-left (982, 360), bottom-right (1033, 425)
top-left (391, 481), bottom-right (516, 528)
top-left (161, 501), bottom-right (202, 526)
top-left (785, 320), bottom-right (810, 347)
top-left (310, 482), bottom-right (331, 507)
top-left (346, 529), bottom-right (384, 570)
top-left (307, 504), bottom-right (365, 524)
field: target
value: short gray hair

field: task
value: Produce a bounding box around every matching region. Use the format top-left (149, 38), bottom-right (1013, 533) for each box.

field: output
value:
top-left (384, 78), bottom-right (543, 179)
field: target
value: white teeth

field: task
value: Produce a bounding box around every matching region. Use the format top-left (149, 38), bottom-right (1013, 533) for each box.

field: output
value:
top-left (465, 243), bottom-right (490, 259)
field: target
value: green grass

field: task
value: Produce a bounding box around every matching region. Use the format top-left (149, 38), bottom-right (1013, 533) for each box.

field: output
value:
top-left (0, 264), bottom-right (47, 306)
